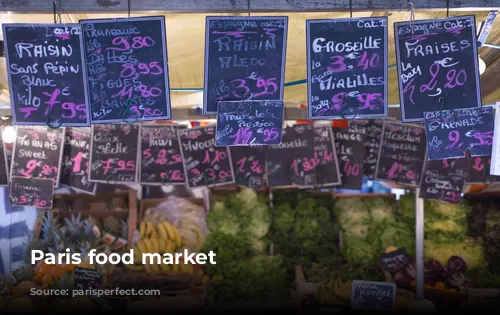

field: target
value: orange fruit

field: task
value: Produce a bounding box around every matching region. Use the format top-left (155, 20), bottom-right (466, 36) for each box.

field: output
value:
top-left (51, 266), bottom-right (66, 278)
top-left (35, 260), bottom-right (46, 274)
top-left (42, 274), bottom-right (53, 286)
top-left (435, 282), bottom-right (446, 290)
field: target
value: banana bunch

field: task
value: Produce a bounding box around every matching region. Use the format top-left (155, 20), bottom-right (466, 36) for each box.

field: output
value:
top-left (314, 276), bottom-right (352, 305)
top-left (124, 220), bottom-right (200, 274)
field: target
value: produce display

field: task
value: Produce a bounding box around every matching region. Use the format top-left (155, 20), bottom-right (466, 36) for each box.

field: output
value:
top-left (0, 211), bottom-right (112, 312)
top-left (202, 188), bottom-right (288, 303)
top-left (269, 191), bottom-right (339, 283)
top-left (335, 196), bottom-right (415, 263)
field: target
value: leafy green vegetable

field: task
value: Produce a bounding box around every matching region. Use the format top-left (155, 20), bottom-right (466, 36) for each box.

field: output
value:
top-left (334, 198), bottom-right (371, 227)
top-left (368, 221), bottom-right (415, 256)
top-left (341, 238), bottom-right (377, 263)
top-left (369, 198), bottom-right (397, 223)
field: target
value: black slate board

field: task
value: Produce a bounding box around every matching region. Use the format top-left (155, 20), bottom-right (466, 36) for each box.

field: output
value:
top-left (394, 16), bottom-right (481, 122)
top-left (0, 130), bottom-right (9, 186)
top-left (11, 126), bottom-right (65, 186)
top-left (60, 127), bottom-right (97, 194)
top-left (80, 16), bottom-right (171, 123)
top-left (419, 158), bottom-right (467, 204)
top-left (349, 119), bottom-right (390, 179)
top-left (203, 16), bottom-right (288, 114)
top-left (424, 107), bottom-right (494, 160)
top-left (2, 24), bottom-right (90, 126)
top-left (313, 125), bottom-right (341, 187)
top-left (230, 146), bottom-right (266, 189)
top-left (10, 176), bottom-right (54, 209)
top-left (89, 124), bottom-right (139, 184)
top-left (74, 267), bottom-right (103, 290)
top-left (334, 124), bottom-right (366, 190)
top-left (178, 125), bottom-right (235, 188)
top-left (215, 100), bottom-right (284, 146)
top-left (380, 248), bottom-right (410, 273)
top-left (267, 124), bottom-right (316, 188)
top-left (375, 122), bottom-right (427, 187)
top-left (465, 156), bottom-right (500, 184)
top-left (139, 125), bottom-right (185, 186)
top-left (307, 17), bottom-right (388, 119)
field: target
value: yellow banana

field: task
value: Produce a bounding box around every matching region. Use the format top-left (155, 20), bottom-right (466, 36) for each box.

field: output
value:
top-left (159, 263), bottom-right (171, 273)
top-left (138, 241), bottom-right (148, 255)
top-left (161, 221), bottom-right (174, 240)
top-left (133, 246), bottom-right (142, 261)
top-left (144, 239), bottom-right (154, 253)
top-left (157, 222), bottom-right (169, 241)
top-left (172, 263), bottom-right (180, 272)
top-left (145, 222), bottom-right (154, 238)
top-left (165, 241), bottom-right (175, 253)
top-left (171, 226), bottom-right (182, 248)
top-left (149, 261), bottom-right (160, 272)
top-left (159, 239), bottom-right (166, 253)
top-left (192, 228), bottom-right (204, 252)
top-left (150, 226), bottom-right (159, 239)
top-left (144, 262), bottom-right (152, 273)
top-left (152, 238), bottom-right (160, 253)
top-left (140, 222), bottom-right (146, 238)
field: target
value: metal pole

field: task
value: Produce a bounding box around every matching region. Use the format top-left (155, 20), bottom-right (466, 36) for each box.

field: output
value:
top-left (415, 188), bottom-right (424, 299)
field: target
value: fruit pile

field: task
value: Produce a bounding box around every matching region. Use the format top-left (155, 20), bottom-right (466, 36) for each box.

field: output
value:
top-left (126, 220), bottom-right (204, 274)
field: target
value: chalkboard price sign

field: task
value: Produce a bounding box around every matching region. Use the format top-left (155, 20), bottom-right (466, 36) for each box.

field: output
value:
top-left (394, 16), bottom-right (481, 122)
top-left (267, 124), bottom-right (316, 188)
top-left (350, 119), bottom-right (388, 178)
top-left (216, 100), bottom-right (284, 146)
top-left (375, 122), bottom-right (427, 187)
top-left (203, 16), bottom-right (288, 114)
top-left (89, 124), bottom-right (139, 184)
top-left (178, 125), bottom-right (235, 188)
top-left (0, 130), bottom-right (9, 186)
top-left (139, 125), bottom-right (185, 186)
top-left (307, 18), bottom-right (388, 119)
top-left (425, 107), bottom-right (494, 160)
top-left (230, 146), bottom-right (266, 189)
top-left (380, 248), bottom-right (410, 272)
top-left (2, 24), bottom-right (90, 126)
top-left (74, 267), bottom-right (103, 290)
top-left (60, 127), bottom-right (97, 194)
top-left (10, 176), bottom-right (54, 209)
top-left (351, 281), bottom-right (396, 310)
top-left (334, 124), bottom-right (366, 190)
top-left (11, 126), bottom-right (65, 186)
top-left (465, 156), bottom-right (500, 184)
top-left (419, 158), bottom-right (467, 204)
top-left (80, 17), bottom-right (171, 123)
top-left (314, 125), bottom-right (341, 187)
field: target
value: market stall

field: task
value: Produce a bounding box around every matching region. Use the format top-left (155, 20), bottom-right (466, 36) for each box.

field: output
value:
top-left (0, 1), bottom-right (500, 313)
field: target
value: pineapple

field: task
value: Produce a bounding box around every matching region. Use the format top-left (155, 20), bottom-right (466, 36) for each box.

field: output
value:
top-left (62, 214), bottom-right (86, 243)
top-left (53, 199), bottom-right (70, 212)
top-left (103, 216), bottom-right (121, 236)
top-left (0, 276), bottom-right (13, 296)
top-left (50, 271), bottom-right (74, 291)
top-left (107, 198), bottom-right (127, 211)
top-left (87, 216), bottom-right (102, 232)
top-left (120, 220), bottom-right (129, 240)
top-left (71, 199), bottom-right (90, 212)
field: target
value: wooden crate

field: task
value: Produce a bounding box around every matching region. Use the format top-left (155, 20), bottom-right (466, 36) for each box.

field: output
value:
top-left (51, 189), bottom-right (138, 248)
